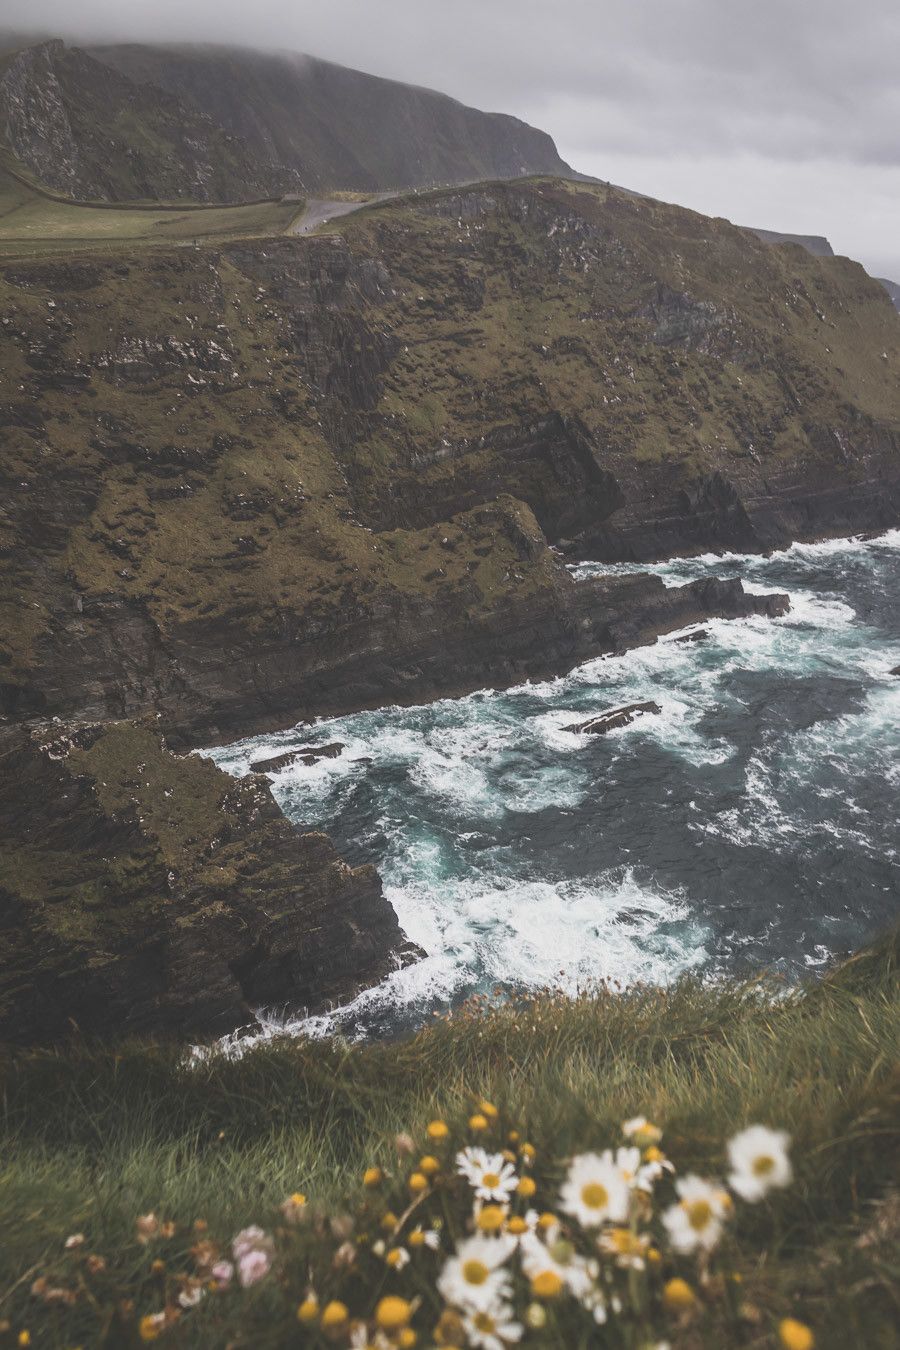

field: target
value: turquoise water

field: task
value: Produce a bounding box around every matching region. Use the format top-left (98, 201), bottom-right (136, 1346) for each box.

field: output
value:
top-left (210, 530), bottom-right (900, 1037)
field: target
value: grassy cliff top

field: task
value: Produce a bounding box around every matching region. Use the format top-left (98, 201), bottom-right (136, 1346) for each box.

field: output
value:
top-left (0, 926), bottom-right (896, 1346)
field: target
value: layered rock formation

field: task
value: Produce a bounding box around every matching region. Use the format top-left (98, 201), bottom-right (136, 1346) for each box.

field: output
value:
top-left (0, 721), bottom-right (414, 1043)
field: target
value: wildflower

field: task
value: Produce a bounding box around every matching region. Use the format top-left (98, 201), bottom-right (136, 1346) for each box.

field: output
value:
top-left (434, 1308), bottom-right (465, 1344)
top-left (520, 1233), bottom-right (596, 1299)
top-left (364, 1166), bottom-right (383, 1188)
top-left (779, 1318), bottom-right (815, 1350)
top-left (662, 1176), bottom-right (729, 1254)
top-left (210, 1261), bottom-right (233, 1290)
top-left (479, 1100), bottom-right (499, 1121)
top-left (136, 1214), bottom-right (159, 1244)
top-left (297, 1294), bottom-right (319, 1323)
top-left (190, 1240), bottom-right (219, 1273)
top-left (419, 1154), bottom-right (440, 1175)
top-left (409, 1224), bottom-right (441, 1249)
top-left (85, 1254), bottom-right (107, 1275)
top-left (280, 1192), bottom-right (308, 1223)
top-left (151, 1259), bottom-right (166, 1275)
top-left (18, 1334), bottom-right (30, 1348)
top-left (396, 1132), bottom-right (415, 1156)
top-left (409, 1171), bottom-right (429, 1193)
top-left (623, 1116), bottom-right (663, 1148)
top-left (559, 1152), bottom-right (630, 1228)
top-left (427, 1120), bottom-right (450, 1142)
top-left (457, 1148), bottom-right (518, 1202)
top-left (524, 1303), bottom-right (546, 1330)
top-left (469, 1113), bottom-right (489, 1132)
top-left (614, 1145), bottom-right (642, 1184)
top-left (529, 1270), bottom-right (563, 1299)
top-left (334, 1241), bottom-right (357, 1269)
top-left (663, 1278), bottom-right (696, 1311)
top-left (386, 1247), bottom-right (410, 1270)
top-left (728, 1126), bottom-right (792, 1202)
top-left (506, 1216), bottom-right (528, 1236)
top-left (519, 1144), bottom-right (536, 1165)
top-left (381, 1211), bottom-right (399, 1231)
top-left (376, 1296), bottom-right (413, 1331)
top-left (321, 1300), bottom-right (349, 1329)
top-left (437, 1234), bottom-right (515, 1312)
top-left (475, 1204), bottom-right (507, 1234)
top-left (64, 1234), bottom-right (85, 1250)
top-left (599, 1227), bottom-right (650, 1268)
top-left (517, 1176), bottom-right (536, 1198)
top-left (138, 1313), bottom-right (166, 1342)
top-left (463, 1305), bottom-right (523, 1349)
top-left (398, 1331), bottom-right (417, 1349)
top-left (236, 1248), bottom-right (271, 1287)
top-left (177, 1283), bottom-right (205, 1310)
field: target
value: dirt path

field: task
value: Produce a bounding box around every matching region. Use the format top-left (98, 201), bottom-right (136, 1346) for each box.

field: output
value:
top-left (288, 193), bottom-right (398, 234)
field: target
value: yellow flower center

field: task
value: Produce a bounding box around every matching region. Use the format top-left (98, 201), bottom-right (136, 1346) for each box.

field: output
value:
top-left (296, 1297), bottom-right (319, 1323)
top-left (778, 1318), bottom-right (815, 1350)
top-left (663, 1277), bottom-right (696, 1310)
top-left (518, 1176), bottom-right (536, 1197)
top-left (473, 1313), bottom-right (496, 1333)
top-left (753, 1154), bottom-right (776, 1177)
top-left (531, 1270), bottom-right (564, 1299)
top-left (476, 1205), bottom-right (506, 1233)
top-left (427, 1120), bottom-right (449, 1140)
top-left (507, 1216), bottom-right (528, 1235)
top-left (321, 1301), bottom-right (349, 1328)
top-left (685, 1199), bottom-right (713, 1231)
top-left (581, 1181), bottom-right (609, 1209)
top-left (462, 1260), bottom-right (490, 1285)
top-left (376, 1296), bottom-right (412, 1330)
top-left (482, 1172), bottom-right (501, 1189)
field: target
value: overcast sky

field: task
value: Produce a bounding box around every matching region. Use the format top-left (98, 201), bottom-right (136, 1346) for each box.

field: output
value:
top-left (6, 0), bottom-right (899, 279)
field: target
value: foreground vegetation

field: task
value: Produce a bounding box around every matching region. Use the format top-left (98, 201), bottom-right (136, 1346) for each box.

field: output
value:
top-left (0, 930), bottom-right (897, 1348)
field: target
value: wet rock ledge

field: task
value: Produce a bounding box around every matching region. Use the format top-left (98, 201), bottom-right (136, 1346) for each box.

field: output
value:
top-left (0, 722), bottom-right (416, 1045)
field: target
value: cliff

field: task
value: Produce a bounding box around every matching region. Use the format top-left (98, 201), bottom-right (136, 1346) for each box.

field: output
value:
top-left (0, 720), bottom-right (415, 1043)
top-left (0, 36), bottom-right (573, 203)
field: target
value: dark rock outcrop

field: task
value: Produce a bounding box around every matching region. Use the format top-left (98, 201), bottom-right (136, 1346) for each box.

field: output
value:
top-left (567, 701), bottom-right (662, 735)
top-left (250, 742), bottom-right (345, 774)
top-left (0, 721), bottom-right (413, 1044)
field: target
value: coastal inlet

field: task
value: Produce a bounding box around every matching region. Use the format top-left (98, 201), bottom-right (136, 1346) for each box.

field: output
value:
top-left (210, 531), bottom-right (900, 1038)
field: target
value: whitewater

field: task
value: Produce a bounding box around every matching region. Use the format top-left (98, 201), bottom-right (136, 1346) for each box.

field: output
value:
top-left (210, 530), bottom-right (900, 1038)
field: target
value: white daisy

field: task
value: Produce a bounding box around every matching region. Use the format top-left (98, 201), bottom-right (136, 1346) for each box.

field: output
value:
top-left (462, 1305), bottom-right (524, 1349)
top-left (456, 1147), bottom-right (519, 1202)
top-left (409, 1224), bottom-right (441, 1250)
top-left (519, 1233), bottom-right (597, 1299)
top-left (438, 1234), bottom-right (515, 1312)
top-left (662, 1175), bottom-right (730, 1253)
top-left (622, 1116), bottom-right (663, 1146)
top-left (558, 1152), bottom-right (630, 1228)
top-left (614, 1146), bottom-right (642, 1185)
top-left (727, 1125), bottom-right (792, 1202)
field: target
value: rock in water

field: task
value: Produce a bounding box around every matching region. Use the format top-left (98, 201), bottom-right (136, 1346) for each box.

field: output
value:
top-left (673, 629), bottom-right (710, 644)
top-left (250, 743), bottom-right (345, 774)
top-left (566, 701), bottom-right (663, 735)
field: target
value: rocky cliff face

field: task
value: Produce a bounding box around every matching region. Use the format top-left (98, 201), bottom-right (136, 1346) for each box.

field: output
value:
top-left (0, 721), bottom-right (414, 1043)
top-left (2, 177), bottom-right (897, 1042)
top-left (0, 41), bottom-right (300, 202)
top-left (0, 37), bottom-right (573, 203)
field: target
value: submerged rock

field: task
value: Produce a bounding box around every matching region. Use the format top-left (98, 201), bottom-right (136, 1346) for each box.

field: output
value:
top-left (566, 701), bottom-right (663, 735)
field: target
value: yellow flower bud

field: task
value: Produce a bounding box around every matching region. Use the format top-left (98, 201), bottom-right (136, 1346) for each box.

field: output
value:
top-left (321, 1300), bottom-right (349, 1329)
top-left (408, 1171), bottom-right (428, 1193)
top-left (517, 1175), bottom-right (536, 1198)
top-left (663, 1277), bottom-right (696, 1311)
top-left (376, 1296), bottom-right (413, 1330)
top-left (476, 1204), bottom-right (506, 1233)
top-left (363, 1166), bottom-right (383, 1188)
top-left (297, 1296), bottom-right (319, 1323)
top-left (427, 1120), bottom-right (449, 1141)
top-left (469, 1113), bottom-right (489, 1131)
top-left (531, 1270), bottom-right (564, 1299)
top-left (779, 1319), bottom-right (815, 1350)
top-left (507, 1215), bottom-right (528, 1235)
top-left (479, 1100), bottom-right (498, 1119)
top-left (418, 1154), bottom-right (440, 1175)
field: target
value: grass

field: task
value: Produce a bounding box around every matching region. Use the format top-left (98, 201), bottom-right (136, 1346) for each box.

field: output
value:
top-left (0, 153), bottom-right (300, 258)
top-left (0, 928), bottom-right (897, 1346)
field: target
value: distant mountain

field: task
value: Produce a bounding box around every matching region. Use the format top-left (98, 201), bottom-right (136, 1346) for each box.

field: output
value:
top-left (0, 36), bottom-right (573, 202)
top-left (746, 225), bottom-right (900, 313)
top-left (876, 276), bottom-right (900, 312)
top-left (745, 226), bottom-right (835, 258)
